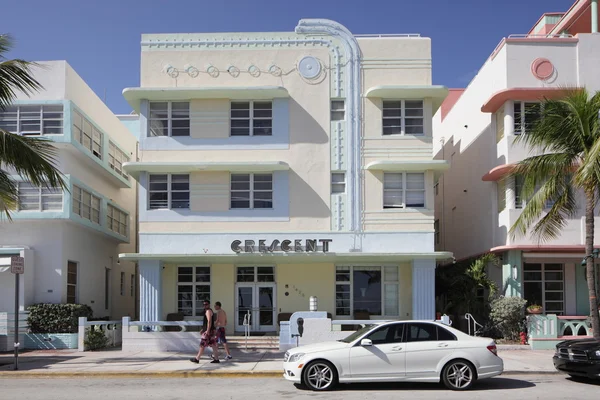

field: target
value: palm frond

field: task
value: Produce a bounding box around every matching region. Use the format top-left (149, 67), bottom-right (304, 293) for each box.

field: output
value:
top-left (0, 34), bottom-right (43, 110)
top-left (0, 169), bottom-right (17, 220)
top-left (0, 129), bottom-right (66, 190)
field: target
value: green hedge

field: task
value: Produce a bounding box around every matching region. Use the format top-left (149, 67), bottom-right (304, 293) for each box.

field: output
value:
top-left (27, 303), bottom-right (93, 334)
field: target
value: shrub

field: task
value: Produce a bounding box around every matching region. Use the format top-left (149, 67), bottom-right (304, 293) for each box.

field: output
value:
top-left (489, 296), bottom-right (527, 341)
top-left (84, 327), bottom-right (109, 351)
top-left (27, 303), bottom-right (93, 334)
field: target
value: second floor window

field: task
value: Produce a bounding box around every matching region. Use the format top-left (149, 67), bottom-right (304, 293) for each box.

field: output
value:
top-left (0, 104), bottom-right (64, 135)
top-left (149, 102), bottom-right (190, 137)
top-left (230, 173), bottom-right (273, 209)
top-left (230, 101), bottom-right (272, 136)
top-left (107, 204), bottom-right (128, 237)
top-left (17, 182), bottom-right (63, 211)
top-left (73, 110), bottom-right (103, 159)
top-left (383, 172), bottom-right (425, 209)
top-left (382, 100), bottom-right (424, 136)
top-left (73, 185), bottom-right (100, 223)
top-left (148, 174), bottom-right (190, 209)
top-left (514, 102), bottom-right (541, 135)
top-left (108, 142), bottom-right (130, 179)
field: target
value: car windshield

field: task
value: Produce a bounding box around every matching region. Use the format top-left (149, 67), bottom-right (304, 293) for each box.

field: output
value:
top-left (338, 324), bottom-right (376, 343)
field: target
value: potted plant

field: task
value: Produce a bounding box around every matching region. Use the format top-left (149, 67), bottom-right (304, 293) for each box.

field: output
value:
top-left (527, 304), bottom-right (543, 314)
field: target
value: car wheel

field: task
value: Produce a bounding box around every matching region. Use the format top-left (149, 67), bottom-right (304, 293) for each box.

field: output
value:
top-left (442, 360), bottom-right (476, 391)
top-left (302, 360), bottom-right (337, 391)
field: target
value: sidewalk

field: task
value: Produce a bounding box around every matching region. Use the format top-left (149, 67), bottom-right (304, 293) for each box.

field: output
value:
top-left (0, 348), bottom-right (558, 377)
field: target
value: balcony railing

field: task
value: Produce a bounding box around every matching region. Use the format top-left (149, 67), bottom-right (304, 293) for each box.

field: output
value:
top-left (490, 33), bottom-right (576, 60)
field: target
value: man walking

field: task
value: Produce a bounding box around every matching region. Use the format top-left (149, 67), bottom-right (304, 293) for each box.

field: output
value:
top-left (190, 300), bottom-right (220, 364)
top-left (214, 301), bottom-right (232, 360)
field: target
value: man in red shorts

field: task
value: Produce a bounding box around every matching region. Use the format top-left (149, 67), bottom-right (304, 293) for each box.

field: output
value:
top-left (214, 301), bottom-right (232, 360)
top-left (190, 300), bottom-right (220, 363)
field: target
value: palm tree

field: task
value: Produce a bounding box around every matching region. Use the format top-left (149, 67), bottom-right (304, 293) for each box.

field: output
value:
top-left (508, 88), bottom-right (600, 339)
top-left (465, 253), bottom-right (499, 300)
top-left (0, 34), bottom-right (65, 218)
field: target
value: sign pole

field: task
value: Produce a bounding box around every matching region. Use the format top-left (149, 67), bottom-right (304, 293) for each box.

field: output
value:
top-left (14, 271), bottom-right (19, 371)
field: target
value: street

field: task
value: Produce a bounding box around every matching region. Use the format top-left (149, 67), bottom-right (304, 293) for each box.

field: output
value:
top-left (1, 375), bottom-right (599, 399)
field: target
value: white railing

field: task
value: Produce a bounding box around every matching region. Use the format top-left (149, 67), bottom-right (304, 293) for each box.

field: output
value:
top-left (354, 33), bottom-right (421, 38)
top-left (77, 317), bottom-right (122, 351)
top-left (465, 313), bottom-right (483, 336)
top-left (490, 33), bottom-right (575, 60)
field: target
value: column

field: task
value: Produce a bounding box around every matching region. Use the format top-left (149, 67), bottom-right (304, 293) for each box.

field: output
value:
top-left (592, 0), bottom-right (598, 33)
top-left (139, 259), bottom-right (162, 323)
top-left (503, 101), bottom-right (514, 137)
top-left (412, 259), bottom-right (435, 320)
top-left (502, 250), bottom-right (523, 297)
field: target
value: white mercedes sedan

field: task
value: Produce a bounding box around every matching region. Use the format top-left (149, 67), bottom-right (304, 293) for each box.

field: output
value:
top-left (283, 320), bottom-right (503, 391)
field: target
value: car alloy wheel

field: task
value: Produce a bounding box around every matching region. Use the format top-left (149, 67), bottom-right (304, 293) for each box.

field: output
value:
top-left (442, 360), bottom-right (475, 390)
top-left (303, 360), bottom-right (337, 391)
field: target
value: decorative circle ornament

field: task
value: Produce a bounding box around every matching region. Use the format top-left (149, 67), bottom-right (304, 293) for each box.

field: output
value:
top-left (531, 58), bottom-right (554, 81)
top-left (269, 64), bottom-right (282, 77)
top-left (206, 64), bottom-right (220, 78)
top-left (227, 65), bottom-right (241, 78)
top-left (248, 65), bottom-right (261, 78)
top-left (297, 56), bottom-right (322, 79)
top-left (184, 64), bottom-right (199, 78)
top-left (163, 64), bottom-right (179, 78)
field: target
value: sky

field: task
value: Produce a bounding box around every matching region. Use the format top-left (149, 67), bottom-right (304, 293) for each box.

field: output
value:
top-left (3, 0), bottom-right (576, 115)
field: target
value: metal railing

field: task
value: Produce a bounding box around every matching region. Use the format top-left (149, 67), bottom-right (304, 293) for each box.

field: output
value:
top-left (354, 33), bottom-right (421, 38)
top-left (465, 313), bottom-right (483, 336)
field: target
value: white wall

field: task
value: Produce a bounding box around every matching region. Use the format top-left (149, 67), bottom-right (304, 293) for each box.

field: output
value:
top-left (12, 61), bottom-right (67, 101)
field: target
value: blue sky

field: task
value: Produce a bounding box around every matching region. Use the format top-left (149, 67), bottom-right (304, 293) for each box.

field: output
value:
top-left (3, 0), bottom-right (575, 114)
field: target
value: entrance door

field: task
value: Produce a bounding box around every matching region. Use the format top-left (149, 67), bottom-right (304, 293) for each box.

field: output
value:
top-left (235, 283), bottom-right (277, 332)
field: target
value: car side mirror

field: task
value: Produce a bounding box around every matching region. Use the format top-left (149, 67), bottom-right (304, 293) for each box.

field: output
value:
top-left (360, 338), bottom-right (372, 347)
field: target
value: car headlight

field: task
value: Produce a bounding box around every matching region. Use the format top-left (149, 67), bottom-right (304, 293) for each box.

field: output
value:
top-left (288, 353), bottom-right (305, 363)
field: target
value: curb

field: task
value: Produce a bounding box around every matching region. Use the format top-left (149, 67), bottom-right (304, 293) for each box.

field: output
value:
top-left (0, 370), bottom-right (561, 378)
top-left (0, 370), bottom-right (283, 379)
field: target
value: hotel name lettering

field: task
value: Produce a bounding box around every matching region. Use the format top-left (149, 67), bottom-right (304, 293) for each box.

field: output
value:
top-left (231, 239), bottom-right (333, 254)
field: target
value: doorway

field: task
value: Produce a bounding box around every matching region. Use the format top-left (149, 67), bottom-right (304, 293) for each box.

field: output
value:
top-left (234, 266), bottom-right (276, 332)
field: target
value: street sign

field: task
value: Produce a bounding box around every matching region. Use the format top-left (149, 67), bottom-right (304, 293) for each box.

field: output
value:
top-left (10, 256), bottom-right (24, 274)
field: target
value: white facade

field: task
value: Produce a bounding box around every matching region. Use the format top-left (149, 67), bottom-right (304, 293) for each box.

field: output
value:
top-left (0, 61), bottom-right (138, 319)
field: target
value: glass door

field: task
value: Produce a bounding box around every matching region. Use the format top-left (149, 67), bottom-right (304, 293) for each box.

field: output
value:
top-left (256, 283), bottom-right (276, 332)
top-left (235, 284), bottom-right (254, 332)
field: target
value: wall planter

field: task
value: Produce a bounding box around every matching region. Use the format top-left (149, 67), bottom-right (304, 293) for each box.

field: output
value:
top-left (24, 333), bottom-right (78, 349)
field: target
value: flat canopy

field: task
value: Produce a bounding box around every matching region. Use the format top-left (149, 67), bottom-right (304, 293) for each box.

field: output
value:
top-left (364, 85), bottom-right (448, 113)
top-left (123, 86), bottom-right (290, 112)
top-left (123, 161), bottom-right (290, 180)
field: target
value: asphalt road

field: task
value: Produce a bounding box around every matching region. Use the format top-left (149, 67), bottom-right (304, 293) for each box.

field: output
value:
top-left (1, 375), bottom-right (599, 399)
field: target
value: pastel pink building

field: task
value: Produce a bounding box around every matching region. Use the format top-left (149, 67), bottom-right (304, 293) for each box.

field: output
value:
top-left (433, 0), bottom-right (600, 348)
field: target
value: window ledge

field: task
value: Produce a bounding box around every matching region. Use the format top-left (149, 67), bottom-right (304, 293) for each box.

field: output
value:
top-left (124, 161), bottom-right (289, 180)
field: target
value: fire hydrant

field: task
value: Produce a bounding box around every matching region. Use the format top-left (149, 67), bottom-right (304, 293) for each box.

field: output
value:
top-left (519, 331), bottom-right (527, 345)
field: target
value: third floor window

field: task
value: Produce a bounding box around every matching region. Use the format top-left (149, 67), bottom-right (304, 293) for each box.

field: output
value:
top-left (230, 101), bottom-right (272, 136)
top-left (383, 172), bottom-right (425, 209)
top-left (382, 100), bottom-right (424, 136)
top-left (73, 110), bottom-right (103, 159)
top-left (149, 102), bottom-right (190, 137)
top-left (514, 102), bottom-right (541, 135)
top-left (0, 104), bottom-right (63, 135)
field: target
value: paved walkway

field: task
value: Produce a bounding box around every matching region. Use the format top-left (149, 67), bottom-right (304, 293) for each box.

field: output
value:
top-left (0, 348), bottom-right (558, 377)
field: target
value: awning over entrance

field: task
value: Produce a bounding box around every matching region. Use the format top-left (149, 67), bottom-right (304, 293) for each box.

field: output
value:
top-left (120, 251), bottom-right (454, 264)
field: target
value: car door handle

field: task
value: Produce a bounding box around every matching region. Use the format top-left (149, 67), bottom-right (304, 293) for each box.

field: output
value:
top-left (438, 343), bottom-right (448, 348)
top-left (391, 346), bottom-right (403, 351)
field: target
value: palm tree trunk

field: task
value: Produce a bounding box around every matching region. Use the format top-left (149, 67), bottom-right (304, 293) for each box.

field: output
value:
top-left (585, 188), bottom-right (600, 339)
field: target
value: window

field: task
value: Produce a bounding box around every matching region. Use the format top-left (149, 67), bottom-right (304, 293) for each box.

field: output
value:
top-left (331, 100), bottom-right (345, 121)
top-left (331, 172), bottom-right (346, 194)
top-left (383, 172), bottom-right (425, 209)
top-left (108, 142), bottom-right (129, 179)
top-left (105, 267), bottom-right (110, 310)
top-left (366, 323), bottom-right (405, 345)
top-left (148, 174), bottom-right (190, 209)
top-left (72, 110), bottom-right (103, 159)
top-left (434, 180), bottom-right (439, 196)
top-left (0, 104), bottom-right (63, 135)
top-left (434, 219), bottom-right (440, 245)
top-left (107, 204), bottom-right (128, 237)
top-left (335, 266), bottom-right (399, 317)
top-left (120, 272), bottom-right (125, 296)
top-left (72, 186), bottom-right (100, 223)
top-left (514, 175), bottom-right (559, 210)
top-left (437, 326), bottom-right (458, 341)
top-left (382, 100), bottom-right (424, 135)
top-left (236, 266), bottom-right (275, 282)
top-left (230, 173), bottom-right (273, 209)
top-left (177, 266), bottom-right (211, 317)
top-left (523, 263), bottom-right (564, 315)
top-left (407, 323), bottom-right (438, 342)
top-left (149, 102), bottom-right (190, 137)
top-left (66, 261), bottom-right (77, 304)
top-left (514, 102), bottom-right (541, 135)
top-left (130, 273), bottom-right (135, 297)
top-left (230, 101), bottom-right (272, 136)
top-left (17, 182), bottom-right (62, 211)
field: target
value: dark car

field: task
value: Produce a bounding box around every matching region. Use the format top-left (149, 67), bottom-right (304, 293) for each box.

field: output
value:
top-left (553, 338), bottom-right (600, 379)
